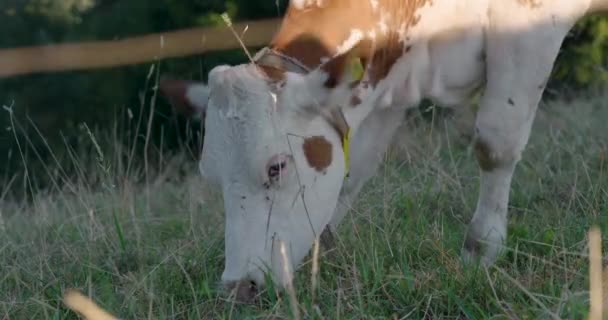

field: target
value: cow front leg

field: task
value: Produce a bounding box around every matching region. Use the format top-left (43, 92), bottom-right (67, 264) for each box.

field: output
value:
top-left (463, 160), bottom-right (517, 265)
top-left (461, 8), bottom-right (576, 265)
top-left (320, 106), bottom-right (406, 248)
top-left (462, 84), bottom-right (547, 265)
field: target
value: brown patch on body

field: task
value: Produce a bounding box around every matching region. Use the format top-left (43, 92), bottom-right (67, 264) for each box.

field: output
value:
top-left (273, 34), bottom-right (332, 71)
top-left (401, 0), bottom-right (433, 29)
top-left (366, 32), bottom-right (405, 86)
top-left (303, 136), bottom-right (333, 172)
top-left (269, 0), bottom-right (433, 89)
top-left (357, 0), bottom-right (432, 86)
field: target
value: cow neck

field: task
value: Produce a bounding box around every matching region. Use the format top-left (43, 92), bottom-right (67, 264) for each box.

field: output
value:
top-left (263, 2), bottom-right (380, 87)
top-left (264, 36), bottom-right (408, 92)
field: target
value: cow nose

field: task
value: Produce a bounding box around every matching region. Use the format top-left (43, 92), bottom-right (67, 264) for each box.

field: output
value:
top-left (224, 279), bottom-right (259, 303)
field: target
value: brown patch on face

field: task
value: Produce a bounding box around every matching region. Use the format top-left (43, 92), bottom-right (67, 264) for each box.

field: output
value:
top-left (302, 136), bottom-right (333, 172)
top-left (474, 138), bottom-right (500, 171)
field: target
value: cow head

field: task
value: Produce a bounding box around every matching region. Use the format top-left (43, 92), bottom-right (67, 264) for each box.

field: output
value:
top-left (160, 49), bottom-right (372, 302)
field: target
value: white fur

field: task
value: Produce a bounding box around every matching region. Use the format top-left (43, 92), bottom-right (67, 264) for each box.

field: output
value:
top-left (370, 0), bottom-right (379, 11)
top-left (335, 29), bottom-right (365, 56)
top-left (367, 29), bottom-right (377, 40)
top-left (291, 0), bottom-right (307, 9)
top-left (377, 10), bottom-right (391, 35)
top-left (291, 0), bottom-right (323, 10)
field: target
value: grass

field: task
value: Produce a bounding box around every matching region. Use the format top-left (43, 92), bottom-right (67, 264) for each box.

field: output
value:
top-left (1, 93), bottom-right (607, 319)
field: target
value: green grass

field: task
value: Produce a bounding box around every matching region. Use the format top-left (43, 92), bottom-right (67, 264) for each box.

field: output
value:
top-left (1, 94), bottom-right (607, 319)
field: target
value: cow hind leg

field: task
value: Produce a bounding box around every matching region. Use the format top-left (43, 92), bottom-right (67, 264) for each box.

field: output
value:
top-left (462, 13), bottom-right (575, 265)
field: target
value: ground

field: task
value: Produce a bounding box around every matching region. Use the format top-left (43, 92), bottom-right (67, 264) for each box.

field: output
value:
top-left (1, 92), bottom-right (607, 319)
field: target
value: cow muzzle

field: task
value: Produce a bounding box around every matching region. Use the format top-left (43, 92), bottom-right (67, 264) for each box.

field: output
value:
top-left (223, 278), bottom-right (260, 304)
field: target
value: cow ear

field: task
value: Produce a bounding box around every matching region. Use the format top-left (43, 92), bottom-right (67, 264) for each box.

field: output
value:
top-left (159, 77), bottom-right (209, 119)
top-left (281, 66), bottom-right (354, 114)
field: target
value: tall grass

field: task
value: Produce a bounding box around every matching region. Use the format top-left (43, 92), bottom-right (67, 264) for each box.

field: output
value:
top-left (1, 89), bottom-right (606, 319)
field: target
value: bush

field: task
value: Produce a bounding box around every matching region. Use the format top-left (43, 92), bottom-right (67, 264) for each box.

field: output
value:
top-left (550, 15), bottom-right (608, 95)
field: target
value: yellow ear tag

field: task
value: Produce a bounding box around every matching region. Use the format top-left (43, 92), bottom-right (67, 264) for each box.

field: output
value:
top-left (349, 57), bottom-right (365, 81)
top-left (342, 128), bottom-right (352, 178)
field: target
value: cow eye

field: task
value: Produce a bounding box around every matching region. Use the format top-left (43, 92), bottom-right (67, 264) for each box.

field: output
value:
top-left (265, 154), bottom-right (290, 187)
top-left (268, 160), bottom-right (286, 179)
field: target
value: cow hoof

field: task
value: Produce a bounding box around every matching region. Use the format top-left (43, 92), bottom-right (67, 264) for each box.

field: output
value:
top-left (461, 221), bottom-right (506, 267)
top-left (225, 280), bottom-right (258, 304)
top-left (320, 226), bottom-right (336, 250)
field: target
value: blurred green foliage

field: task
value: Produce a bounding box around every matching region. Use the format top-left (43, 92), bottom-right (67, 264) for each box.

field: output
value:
top-left (0, 1), bottom-right (606, 197)
top-left (551, 15), bottom-right (608, 95)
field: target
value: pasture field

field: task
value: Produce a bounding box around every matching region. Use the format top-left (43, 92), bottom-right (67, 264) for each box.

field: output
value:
top-left (1, 92), bottom-right (607, 319)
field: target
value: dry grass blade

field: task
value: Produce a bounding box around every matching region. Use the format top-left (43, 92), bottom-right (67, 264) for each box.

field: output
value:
top-left (588, 226), bottom-right (603, 320)
top-left (604, 268), bottom-right (608, 318)
top-left (280, 240), bottom-right (301, 320)
top-left (63, 288), bottom-right (118, 320)
top-left (311, 237), bottom-right (321, 304)
top-left (220, 13), bottom-right (254, 62)
top-left (493, 266), bottom-right (561, 320)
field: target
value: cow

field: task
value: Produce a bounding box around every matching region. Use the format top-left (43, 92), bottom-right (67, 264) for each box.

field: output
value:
top-left (160, 0), bottom-right (608, 303)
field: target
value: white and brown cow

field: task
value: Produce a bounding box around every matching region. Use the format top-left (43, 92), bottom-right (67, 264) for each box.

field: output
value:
top-left (160, 0), bottom-right (608, 302)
